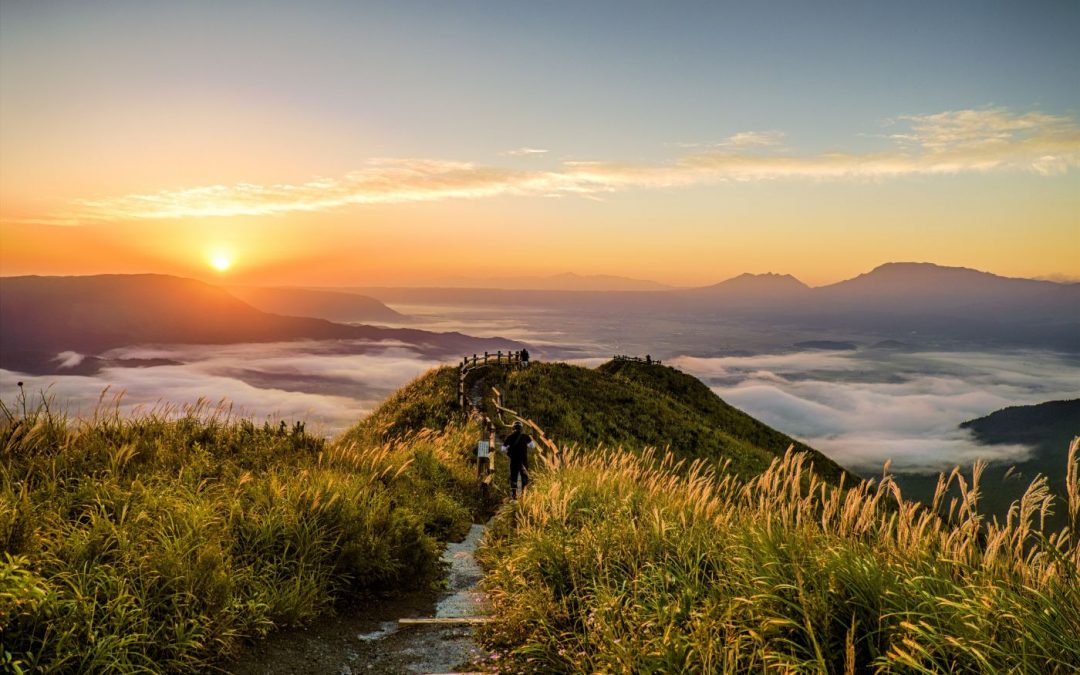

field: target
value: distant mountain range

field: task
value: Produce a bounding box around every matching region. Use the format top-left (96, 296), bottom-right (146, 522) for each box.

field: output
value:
top-left (348, 263), bottom-right (1079, 351)
top-left (0, 275), bottom-right (521, 375)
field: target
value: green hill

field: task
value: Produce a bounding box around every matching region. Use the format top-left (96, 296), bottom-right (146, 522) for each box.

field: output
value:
top-left (5, 363), bottom-right (1076, 673)
top-left (894, 399), bottom-right (1079, 527)
top-left (346, 359), bottom-right (852, 485)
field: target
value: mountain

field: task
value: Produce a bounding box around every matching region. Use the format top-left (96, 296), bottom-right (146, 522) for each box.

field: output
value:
top-left (337, 262), bottom-right (1079, 352)
top-left (892, 399), bottom-right (1080, 528)
top-left (227, 286), bottom-right (407, 323)
top-left (816, 262), bottom-right (1079, 318)
top-left (0, 274), bottom-right (522, 375)
top-left (347, 357), bottom-right (854, 485)
top-left (689, 272), bottom-right (810, 296)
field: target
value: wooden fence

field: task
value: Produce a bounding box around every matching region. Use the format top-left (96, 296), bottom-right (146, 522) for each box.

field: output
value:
top-left (613, 354), bottom-right (662, 365)
top-left (458, 350), bottom-right (529, 408)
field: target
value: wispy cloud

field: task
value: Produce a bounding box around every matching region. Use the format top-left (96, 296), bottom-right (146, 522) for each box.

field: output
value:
top-left (669, 130), bottom-right (785, 150)
top-left (40, 107), bottom-right (1080, 223)
top-left (504, 147), bottom-right (549, 156)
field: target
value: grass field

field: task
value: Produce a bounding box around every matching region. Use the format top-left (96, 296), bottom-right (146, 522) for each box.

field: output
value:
top-left (5, 361), bottom-right (1077, 674)
top-left (479, 441), bottom-right (1080, 673)
top-left (0, 379), bottom-right (493, 673)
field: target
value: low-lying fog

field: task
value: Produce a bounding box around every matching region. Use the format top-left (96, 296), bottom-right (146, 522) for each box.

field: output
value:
top-left (2, 302), bottom-right (1077, 477)
top-left (671, 350), bottom-right (1079, 473)
top-left (1, 342), bottom-right (441, 435)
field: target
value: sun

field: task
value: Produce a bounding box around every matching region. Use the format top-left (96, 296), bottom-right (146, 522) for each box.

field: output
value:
top-left (208, 250), bottom-right (233, 272)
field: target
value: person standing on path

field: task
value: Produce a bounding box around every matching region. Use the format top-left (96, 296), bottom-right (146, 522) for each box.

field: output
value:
top-left (501, 421), bottom-right (535, 499)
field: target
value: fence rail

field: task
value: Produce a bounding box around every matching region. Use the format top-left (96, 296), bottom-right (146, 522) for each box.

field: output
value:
top-left (458, 350), bottom-right (529, 408)
top-left (613, 354), bottom-right (662, 365)
top-left (459, 350), bottom-right (527, 371)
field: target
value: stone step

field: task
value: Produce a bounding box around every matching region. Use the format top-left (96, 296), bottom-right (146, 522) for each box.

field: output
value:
top-left (398, 616), bottom-right (494, 625)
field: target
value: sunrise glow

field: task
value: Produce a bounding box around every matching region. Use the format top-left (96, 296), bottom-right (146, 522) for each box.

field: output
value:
top-left (0, 2), bottom-right (1076, 287)
top-left (209, 252), bottom-right (233, 272)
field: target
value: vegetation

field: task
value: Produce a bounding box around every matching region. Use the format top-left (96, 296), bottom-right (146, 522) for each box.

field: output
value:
top-left (479, 441), bottom-right (1080, 673)
top-left (898, 398), bottom-right (1080, 530)
top-left (475, 360), bottom-right (850, 482)
top-left (0, 380), bottom-right (494, 673)
top-left (342, 366), bottom-right (461, 446)
top-left (6, 359), bottom-right (1076, 673)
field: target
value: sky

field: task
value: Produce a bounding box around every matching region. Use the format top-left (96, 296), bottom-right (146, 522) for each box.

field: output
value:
top-left (1, 0), bottom-right (1078, 287)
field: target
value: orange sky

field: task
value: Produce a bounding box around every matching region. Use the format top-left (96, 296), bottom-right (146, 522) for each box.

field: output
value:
top-left (2, 3), bottom-right (1078, 288)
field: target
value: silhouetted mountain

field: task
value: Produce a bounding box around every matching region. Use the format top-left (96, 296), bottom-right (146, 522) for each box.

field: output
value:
top-left (0, 275), bottom-right (522, 375)
top-left (227, 286), bottom-right (407, 324)
top-left (348, 262), bottom-right (1078, 352)
top-left (688, 272), bottom-right (810, 297)
top-left (816, 262), bottom-right (1078, 318)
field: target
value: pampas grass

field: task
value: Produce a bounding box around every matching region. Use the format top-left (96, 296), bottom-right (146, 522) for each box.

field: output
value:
top-left (480, 440), bottom-right (1080, 673)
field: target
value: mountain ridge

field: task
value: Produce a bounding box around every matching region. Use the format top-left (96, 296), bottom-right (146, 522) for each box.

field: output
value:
top-left (0, 274), bottom-right (522, 375)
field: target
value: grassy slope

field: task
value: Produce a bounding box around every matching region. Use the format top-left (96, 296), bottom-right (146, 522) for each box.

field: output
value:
top-left (473, 360), bottom-right (851, 483)
top-left (479, 445), bottom-right (1080, 673)
top-left (340, 366), bottom-right (461, 446)
top-left (0, 382), bottom-right (496, 673)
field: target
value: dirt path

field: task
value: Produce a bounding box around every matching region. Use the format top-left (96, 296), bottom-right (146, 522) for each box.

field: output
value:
top-left (229, 523), bottom-right (494, 675)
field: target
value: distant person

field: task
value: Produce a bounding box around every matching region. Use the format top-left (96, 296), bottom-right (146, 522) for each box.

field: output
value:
top-left (520, 348), bottom-right (530, 366)
top-left (502, 420), bottom-right (535, 499)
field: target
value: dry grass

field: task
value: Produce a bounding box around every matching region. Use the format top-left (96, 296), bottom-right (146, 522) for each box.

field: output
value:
top-left (479, 439), bottom-right (1080, 673)
top-left (0, 393), bottom-right (491, 673)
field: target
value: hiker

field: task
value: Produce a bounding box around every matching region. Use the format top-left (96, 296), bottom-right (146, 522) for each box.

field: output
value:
top-left (501, 420), bottom-right (535, 499)
top-left (520, 348), bottom-right (530, 366)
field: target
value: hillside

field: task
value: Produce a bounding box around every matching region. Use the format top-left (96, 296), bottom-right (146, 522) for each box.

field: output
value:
top-left (227, 285), bottom-right (408, 323)
top-left (0, 274), bottom-right (521, 374)
top-left (6, 363), bottom-right (1077, 673)
top-left (893, 398), bottom-right (1080, 528)
top-left (346, 359), bottom-right (853, 484)
top-left (960, 398), bottom-right (1080, 451)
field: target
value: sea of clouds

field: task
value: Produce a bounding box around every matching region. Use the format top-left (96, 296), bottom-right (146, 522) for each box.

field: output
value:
top-left (3, 335), bottom-right (1076, 471)
top-left (0, 341), bottom-right (442, 435)
top-left (672, 349), bottom-right (1080, 474)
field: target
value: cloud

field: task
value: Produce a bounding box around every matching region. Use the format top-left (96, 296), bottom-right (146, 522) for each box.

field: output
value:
top-left (670, 131), bottom-right (786, 150)
top-left (1, 342), bottom-right (445, 435)
top-left (504, 147), bottom-right (549, 156)
top-left (719, 130), bottom-right (786, 148)
top-left (671, 349), bottom-right (1080, 474)
top-left (55, 351), bottom-right (85, 369)
top-left (35, 107), bottom-right (1079, 223)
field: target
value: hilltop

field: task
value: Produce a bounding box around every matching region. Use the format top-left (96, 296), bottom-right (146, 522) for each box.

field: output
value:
top-left (346, 358), bottom-right (853, 484)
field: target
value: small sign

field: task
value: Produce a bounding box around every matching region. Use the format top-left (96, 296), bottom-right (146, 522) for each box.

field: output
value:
top-left (477, 440), bottom-right (490, 458)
